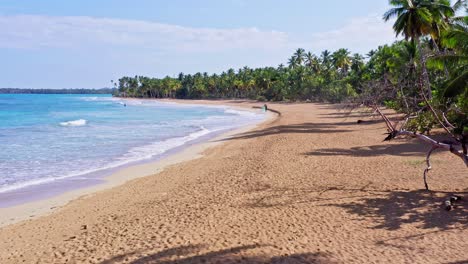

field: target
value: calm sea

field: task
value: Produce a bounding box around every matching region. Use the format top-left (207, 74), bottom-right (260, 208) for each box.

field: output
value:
top-left (0, 94), bottom-right (265, 198)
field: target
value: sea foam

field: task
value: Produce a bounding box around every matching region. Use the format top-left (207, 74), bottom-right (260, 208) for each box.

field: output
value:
top-left (0, 94), bottom-right (266, 196)
top-left (60, 119), bottom-right (87, 127)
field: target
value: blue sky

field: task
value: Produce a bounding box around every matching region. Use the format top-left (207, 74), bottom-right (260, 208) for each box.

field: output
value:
top-left (0, 0), bottom-right (397, 89)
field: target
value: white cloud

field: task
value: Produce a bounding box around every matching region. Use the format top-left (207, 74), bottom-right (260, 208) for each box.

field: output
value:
top-left (0, 15), bottom-right (288, 52)
top-left (0, 13), bottom-right (400, 89)
top-left (0, 14), bottom-right (398, 56)
top-left (306, 15), bottom-right (398, 54)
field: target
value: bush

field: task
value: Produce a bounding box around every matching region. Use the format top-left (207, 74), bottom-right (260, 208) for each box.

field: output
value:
top-left (406, 112), bottom-right (436, 134)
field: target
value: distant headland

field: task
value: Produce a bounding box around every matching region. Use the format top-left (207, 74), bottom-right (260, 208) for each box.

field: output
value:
top-left (0, 88), bottom-right (117, 94)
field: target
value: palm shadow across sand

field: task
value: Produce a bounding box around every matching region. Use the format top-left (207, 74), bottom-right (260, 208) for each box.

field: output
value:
top-left (220, 122), bottom-right (351, 141)
top-left (99, 189), bottom-right (466, 263)
top-left (221, 109), bottom-right (392, 142)
top-left (100, 244), bottom-right (334, 264)
top-left (98, 109), bottom-right (465, 263)
top-left (328, 189), bottom-right (467, 230)
top-left (243, 184), bottom-right (467, 231)
top-left (305, 141), bottom-right (429, 157)
top-left (222, 111), bottom-right (466, 232)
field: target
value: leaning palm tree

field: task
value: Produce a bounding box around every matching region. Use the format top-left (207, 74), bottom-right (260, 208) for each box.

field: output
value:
top-left (378, 1), bottom-right (467, 189)
top-left (383, 0), bottom-right (454, 99)
top-left (383, 0), bottom-right (453, 44)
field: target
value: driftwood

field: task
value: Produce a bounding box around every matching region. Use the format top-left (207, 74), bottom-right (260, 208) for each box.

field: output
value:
top-left (371, 105), bottom-right (468, 191)
top-left (445, 195), bottom-right (462, 211)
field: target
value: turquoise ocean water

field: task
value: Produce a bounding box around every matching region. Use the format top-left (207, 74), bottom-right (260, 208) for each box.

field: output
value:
top-left (0, 94), bottom-right (265, 201)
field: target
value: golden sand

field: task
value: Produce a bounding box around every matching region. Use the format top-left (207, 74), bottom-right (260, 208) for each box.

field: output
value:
top-left (0, 100), bottom-right (466, 263)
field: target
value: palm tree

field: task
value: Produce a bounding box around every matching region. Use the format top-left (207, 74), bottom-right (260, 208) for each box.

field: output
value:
top-left (332, 48), bottom-right (352, 75)
top-left (288, 56), bottom-right (299, 69)
top-left (305, 52), bottom-right (321, 73)
top-left (321, 50), bottom-right (332, 70)
top-left (383, 0), bottom-right (454, 99)
top-left (453, 0), bottom-right (467, 9)
top-left (351, 53), bottom-right (365, 72)
top-left (293, 48), bottom-right (306, 65)
top-left (383, 0), bottom-right (453, 44)
top-left (366, 50), bottom-right (376, 59)
top-left (431, 18), bottom-right (468, 98)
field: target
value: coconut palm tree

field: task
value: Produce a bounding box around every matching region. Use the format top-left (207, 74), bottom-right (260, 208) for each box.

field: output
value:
top-left (293, 48), bottom-right (306, 65)
top-left (366, 49), bottom-right (376, 58)
top-left (351, 53), bottom-right (365, 72)
top-left (383, 0), bottom-right (454, 99)
top-left (332, 48), bottom-right (352, 75)
top-left (431, 18), bottom-right (468, 98)
top-left (320, 50), bottom-right (332, 70)
top-left (305, 52), bottom-right (321, 73)
top-left (288, 56), bottom-right (299, 69)
top-left (383, 0), bottom-right (453, 44)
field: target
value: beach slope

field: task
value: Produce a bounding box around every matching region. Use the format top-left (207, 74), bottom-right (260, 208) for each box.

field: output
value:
top-left (0, 101), bottom-right (466, 263)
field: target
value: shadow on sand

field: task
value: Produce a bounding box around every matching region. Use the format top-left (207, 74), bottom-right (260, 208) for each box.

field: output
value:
top-left (324, 189), bottom-right (468, 231)
top-left (243, 184), bottom-right (467, 231)
top-left (221, 122), bottom-right (351, 141)
top-left (101, 244), bottom-right (334, 264)
top-left (304, 140), bottom-right (430, 158)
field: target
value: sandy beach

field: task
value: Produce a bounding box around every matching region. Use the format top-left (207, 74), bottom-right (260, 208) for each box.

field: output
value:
top-left (0, 100), bottom-right (467, 263)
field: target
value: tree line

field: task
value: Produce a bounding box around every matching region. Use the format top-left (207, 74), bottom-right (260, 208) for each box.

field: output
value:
top-left (115, 47), bottom-right (365, 103)
top-left (115, 0), bottom-right (466, 137)
top-left (115, 1), bottom-right (466, 113)
top-left (116, 0), bottom-right (467, 188)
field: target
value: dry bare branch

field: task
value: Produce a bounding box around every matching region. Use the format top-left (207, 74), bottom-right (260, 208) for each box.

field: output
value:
top-left (368, 105), bottom-right (468, 190)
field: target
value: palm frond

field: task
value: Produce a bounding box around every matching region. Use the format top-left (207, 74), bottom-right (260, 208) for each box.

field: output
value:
top-left (453, 0), bottom-right (467, 12)
top-left (383, 7), bottom-right (404, 21)
top-left (444, 69), bottom-right (468, 97)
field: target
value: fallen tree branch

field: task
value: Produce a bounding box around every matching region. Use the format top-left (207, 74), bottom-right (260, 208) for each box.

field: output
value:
top-left (423, 146), bottom-right (438, 190)
top-left (394, 131), bottom-right (467, 166)
top-left (368, 105), bottom-right (468, 190)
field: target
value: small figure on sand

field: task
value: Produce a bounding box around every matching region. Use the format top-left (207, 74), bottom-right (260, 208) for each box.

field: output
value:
top-left (263, 104), bottom-right (268, 112)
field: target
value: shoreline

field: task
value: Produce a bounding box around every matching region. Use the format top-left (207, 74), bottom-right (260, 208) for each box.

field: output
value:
top-left (1, 100), bottom-right (466, 264)
top-left (0, 99), bottom-right (277, 227)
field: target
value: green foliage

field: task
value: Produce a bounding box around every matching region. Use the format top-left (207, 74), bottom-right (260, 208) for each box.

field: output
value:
top-left (117, 49), bottom-right (361, 102)
top-left (116, 1), bottom-right (467, 140)
top-left (406, 111), bottom-right (436, 133)
top-left (374, 0), bottom-right (467, 139)
top-left (384, 100), bottom-right (399, 109)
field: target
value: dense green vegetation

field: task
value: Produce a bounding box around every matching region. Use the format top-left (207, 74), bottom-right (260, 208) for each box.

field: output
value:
top-left (0, 88), bottom-right (116, 94)
top-left (117, 0), bottom-right (466, 143)
top-left (115, 47), bottom-right (363, 103)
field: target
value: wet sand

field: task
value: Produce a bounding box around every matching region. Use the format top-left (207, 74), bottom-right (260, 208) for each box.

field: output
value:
top-left (0, 100), bottom-right (466, 263)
